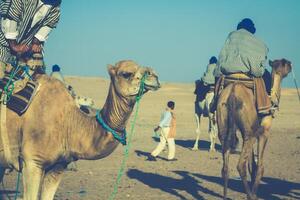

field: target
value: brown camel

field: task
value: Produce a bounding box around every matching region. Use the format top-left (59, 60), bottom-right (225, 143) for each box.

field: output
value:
top-left (0, 60), bottom-right (160, 200)
top-left (216, 59), bottom-right (292, 200)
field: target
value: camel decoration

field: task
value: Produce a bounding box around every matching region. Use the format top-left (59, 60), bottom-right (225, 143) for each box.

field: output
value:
top-left (216, 59), bottom-right (292, 200)
top-left (192, 80), bottom-right (217, 152)
top-left (0, 60), bottom-right (160, 200)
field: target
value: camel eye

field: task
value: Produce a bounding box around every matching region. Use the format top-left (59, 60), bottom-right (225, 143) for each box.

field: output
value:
top-left (119, 72), bottom-right (133, 79)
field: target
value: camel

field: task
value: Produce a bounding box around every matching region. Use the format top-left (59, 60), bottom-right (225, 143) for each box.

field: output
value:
top-left (192, 90), bottom-right (217, 152)
top-left (0, 60), bottom-right (160, 200)
top-left (216, 59), bottom-right (292, 200)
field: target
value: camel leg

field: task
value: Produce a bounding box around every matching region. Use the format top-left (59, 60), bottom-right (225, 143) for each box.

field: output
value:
top-left (221, 149), bottom-right (230, 199)
top-left (40, 164), bottom-right (66, 200)
top-left (216, 95), bottom-right (229, 199)
top-left (0, 166), bottom-right (5, 183)
top-left (248, 149), bottom-right (257, 187)
top-left (192, 114), bottom-right (201, 150)
top-left (251, 115), bottom-right (272, 198)
top-left (209, 113), bottom-right (217, 152)
top-left (237, 136), bottom-right (257, 200)
top-left (22, 161), bottom-right (44, 200)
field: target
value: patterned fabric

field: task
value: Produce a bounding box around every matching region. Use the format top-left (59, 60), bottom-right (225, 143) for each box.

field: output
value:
top-left (0, 0), bottom-right (60, 62)
top-left (216, 29), bottom-right (268, 77)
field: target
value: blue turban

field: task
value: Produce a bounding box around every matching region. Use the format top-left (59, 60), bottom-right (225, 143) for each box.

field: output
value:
top-left (41, 0), bottom-right (62, 6)
top-left (209, 56), bottom-right (218, 64)
top-left (52, 64), bottom-right (60, 72)
top-left (237, 18), bottom-right (256, 34)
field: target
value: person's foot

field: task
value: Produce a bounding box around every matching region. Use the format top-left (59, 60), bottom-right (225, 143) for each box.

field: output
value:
top-left (167, 158), bottom-right (178, 161)
top-left (146, 155), bottom-right (157, 161)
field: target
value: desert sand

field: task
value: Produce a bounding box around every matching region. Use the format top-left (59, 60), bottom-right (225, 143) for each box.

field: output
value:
top-left (2, 76), bottom-right (300, 200)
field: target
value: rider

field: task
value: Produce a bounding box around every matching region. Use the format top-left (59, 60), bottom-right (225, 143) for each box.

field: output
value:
top-left (213, 18), bottom-right (272, 115)
top-left (0, 0), bottom-right (62, 79)
top-left (50, 64), bottom-right (65, 83)
top-left (194, 56), bottom-right (218, 113)
top-left (202, 56), bottom-right (218, 86)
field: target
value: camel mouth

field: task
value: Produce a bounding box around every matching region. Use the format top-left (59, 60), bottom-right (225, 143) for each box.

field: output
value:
top-left (129, 82), bottom-right (160, 97)
top-left (144, 82), bottom-right (161, 91)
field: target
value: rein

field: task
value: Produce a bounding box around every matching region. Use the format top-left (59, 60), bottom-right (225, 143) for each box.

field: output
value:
top-left (95, 73), bottom-right (148, 145)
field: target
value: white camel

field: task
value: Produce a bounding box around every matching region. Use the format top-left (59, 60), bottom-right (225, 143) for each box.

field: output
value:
top-left (192, 82), bottom-right (217, 152)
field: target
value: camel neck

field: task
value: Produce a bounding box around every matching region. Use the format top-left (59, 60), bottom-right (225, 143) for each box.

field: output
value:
top-left (68, 83), bottom-right (136, 160)
top-left (101, 83), bottom-right (135, 132)
top-left (271, 73), bottom-right (282, 104)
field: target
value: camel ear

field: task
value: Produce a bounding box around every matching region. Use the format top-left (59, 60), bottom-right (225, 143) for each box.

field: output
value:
top-left (269, 60), bottom-right (273, 67)
top-left (107, 64), bottom-right (116, 77)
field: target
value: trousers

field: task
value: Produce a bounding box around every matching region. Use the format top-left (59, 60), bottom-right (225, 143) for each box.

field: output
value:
top-left (151, 127), bottom-right (175, 160)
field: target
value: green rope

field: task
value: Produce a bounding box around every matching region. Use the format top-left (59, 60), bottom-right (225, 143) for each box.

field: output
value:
top-left (108, 73), bottom-right (147, 200)
top-left (13, 172), bottom-right (21, 200)
top-left (2, 64), bottom-right (32, 103)
top-left (2, 65), bottom-right (19, 103)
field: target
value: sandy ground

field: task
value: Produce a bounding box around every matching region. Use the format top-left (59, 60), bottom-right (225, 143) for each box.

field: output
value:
top-left (1, 76), bottom-right (300, 200)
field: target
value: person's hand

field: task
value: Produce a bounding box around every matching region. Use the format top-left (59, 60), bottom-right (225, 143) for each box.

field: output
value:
top-left (154, 126), bottom-right (160, 132)
top-left (8, 40), bottom-right (30, 55)
top-left (31, 43), bottom-right (42, 53)
top-left (31, 37), bottom-right (43, 53)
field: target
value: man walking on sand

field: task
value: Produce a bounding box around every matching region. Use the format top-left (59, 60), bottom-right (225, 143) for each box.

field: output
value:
top-left (148, 101), bottom-right (177, 161)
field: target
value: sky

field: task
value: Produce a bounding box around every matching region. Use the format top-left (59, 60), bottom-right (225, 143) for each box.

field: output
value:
top-left (44, 0), bottom-right (300, 87)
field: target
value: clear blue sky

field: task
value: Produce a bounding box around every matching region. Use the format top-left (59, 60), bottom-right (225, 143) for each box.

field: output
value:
top-left (44, 0), bottom-right (300, 87)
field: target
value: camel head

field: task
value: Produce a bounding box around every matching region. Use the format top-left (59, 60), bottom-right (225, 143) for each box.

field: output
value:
top-left (269, 59), bottom-right (292, 78)
top-left (107, 60), bottom-right (160, 100)
top-left (269, 58), bottom-right (292, 106)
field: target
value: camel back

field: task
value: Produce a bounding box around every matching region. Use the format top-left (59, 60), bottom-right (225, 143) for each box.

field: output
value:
top-left (215, 73), bottom-right (271, 115)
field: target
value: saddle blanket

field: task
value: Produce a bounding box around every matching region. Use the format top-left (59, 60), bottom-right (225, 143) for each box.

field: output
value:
top-left (0, 75), bottom-right (37, 116)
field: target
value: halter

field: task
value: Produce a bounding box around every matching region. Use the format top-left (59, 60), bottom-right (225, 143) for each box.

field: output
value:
top-left (95, 73), bottom-right (148, 145)
top-left (96, 110), bottom-right (127, 145)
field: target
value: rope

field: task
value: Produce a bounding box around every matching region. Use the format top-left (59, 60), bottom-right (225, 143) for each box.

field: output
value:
top-left (108, 73), bottom-right (147, 200)
top-left (13, 172), bottom-right (21, 200)
top-left (291, 68), bottom-right (300, 102)
top-left (2, 64), bottom-right (32, 103)
top-left (96, 111), bottom-right (127, 145)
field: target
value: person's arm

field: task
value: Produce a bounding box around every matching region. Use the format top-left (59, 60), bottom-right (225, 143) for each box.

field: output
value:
top-left (251, 47), bottom-right (269, 77)
top-left (154, 111), bottom-right (171, 132)
top-left (35, 6), bottom-right (60, 41)
top-left (0, 0), bottom-right (30, 54)
top-left (32, 6), bottom-right (61, 53)
top-left (1, 18), bottom-right (18, 40)
top-left (0, 0), bottom-right (23, 23)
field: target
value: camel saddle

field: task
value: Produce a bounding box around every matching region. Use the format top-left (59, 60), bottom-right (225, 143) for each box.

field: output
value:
top-left (194, 79), bottom-right (214, 102)
top-left (215, 73), bottom-right (272, 115)
top-left (0, 54), bottom-right (44, 115)
top-left (0, 73), bottom-right (38, 116)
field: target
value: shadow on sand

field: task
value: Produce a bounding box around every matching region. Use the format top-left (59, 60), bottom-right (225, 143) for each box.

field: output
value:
top-left (127, 169), bottom-right (300, 200)
top-left (135, 150), bottom-right (169, 161)
top-left (0, 189), bottom-right (19, 199)
top-left (127, 169), bottom-right (223, 200)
